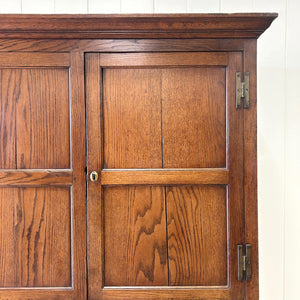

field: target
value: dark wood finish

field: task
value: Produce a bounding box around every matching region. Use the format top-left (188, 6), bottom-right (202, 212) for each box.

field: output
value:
top-left (103, 68), bottom-right (162, 169)
top-left (69, 51), bottom-right (87, 300)
top-left (0, 54), bottom-right (70, 170)
top-left (0, 187), bottom-right (71, 287)
top-left (0, 170), bottom-right (72, 186)
top-left (100, 52), bottom-right (228, 67)
top-left (86, 53), bottom-right (103, 299)
top-left (0, 14), bottom-right (277, 39)
top-left (243, 39), bottom-right (259, 300)
top-left (94, 51), bottom-right (245, 299)
top-left (104, 186), bottom-right (168, 286)
top-left (100, 169), bottom-right (229, 185)
top-left (15, 68), bottom-right (70, 169)
top-left (167, 185), bottom-right (227, 286)
top-left (0, 52), bottom-right (69, 67)
top-left (227, 52), bottom-right (245, 299)
top-left (0, 13), bottom-right (277, 300)
top-left (0, 51), bottom-right (86, 299)
top-left (0, 69), bottom-right (16, 168)
top-left (162, 67), bottom-right (226, 168)
top-left (0, 38), bottom-right (246, 53)
top-left (102, 288), bottom-right (230, 299)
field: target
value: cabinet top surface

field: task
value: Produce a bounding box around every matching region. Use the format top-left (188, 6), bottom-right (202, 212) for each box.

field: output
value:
top-left (0, 13), bottom-right (278, 39)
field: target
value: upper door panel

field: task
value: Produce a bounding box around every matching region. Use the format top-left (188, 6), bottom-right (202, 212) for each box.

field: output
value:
top-left (101, 52), bottom-right (228, 169)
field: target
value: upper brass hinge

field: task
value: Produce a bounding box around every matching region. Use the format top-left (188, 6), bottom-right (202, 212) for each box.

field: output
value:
top-left (238, 244), bottom-right (252, 281)
top-left (236, 72), bottom-right (250, 109)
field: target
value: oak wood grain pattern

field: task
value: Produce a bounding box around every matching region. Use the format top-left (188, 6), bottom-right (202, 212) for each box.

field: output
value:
top-left (104, 186), bottom-right (168, 286)
top-left (0, 53), bottom-right (70, 67)
top-left (100, 52), bottom-right (228, 67)
top-left (0, 170), bottom-right (72, 186)
top-left (102, 287), bottom-right (230, 299)
top-left (0, 69), bottom-right (17, 168)
top-left (85, 53), bottom-right (104, 299)
top-left (103, 68), bottom-right (162, 169)
top-left (227, 52), bottom-right (245, 299)
top-left (162, 67), bottom-right (226, 168)
top-left (0, 290), bottom-right (74, 300)
top-left (0, 14), bottom-right (277, 39)
top-left (243, 39), bottom-right (259, 300)
top-left (15, 68), bottom-right (70, 169)
top-left (0, 39), bottom-right (246, 53)
top-left (0, 187), bottom-right (71, 287)
top-left (69, 52), bottom-right (87, 299)
top-left (101, 169), bottom-right (229, 185)
top-left (167, 185), bottom-right (227, 286)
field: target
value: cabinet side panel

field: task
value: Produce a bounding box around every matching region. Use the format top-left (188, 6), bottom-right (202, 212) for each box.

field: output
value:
top-left (167, 185), bottom-right (227, 286)
top-left (104, 186), bottom-right (168, 286)
top-left (103, 68), bottom-right (162, 169)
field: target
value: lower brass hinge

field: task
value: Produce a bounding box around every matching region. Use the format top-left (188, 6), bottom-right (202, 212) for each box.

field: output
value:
top-left (236, 72), bottom-right (250, 109)
top-left (238, 244), bottom-right (252, 281)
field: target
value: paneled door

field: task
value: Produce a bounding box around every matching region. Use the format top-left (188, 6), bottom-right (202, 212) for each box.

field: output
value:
top-left (86, 51), bottom-right (245, 299)
top-left (0, 52), bottom-right (86, 299)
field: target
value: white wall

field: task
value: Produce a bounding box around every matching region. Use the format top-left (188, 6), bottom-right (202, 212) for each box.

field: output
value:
top-left (0, 1), bottom-right (299, 299)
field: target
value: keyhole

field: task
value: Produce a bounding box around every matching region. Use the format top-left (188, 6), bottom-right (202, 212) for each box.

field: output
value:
top-left (90, 171), bottom-right (99, 182)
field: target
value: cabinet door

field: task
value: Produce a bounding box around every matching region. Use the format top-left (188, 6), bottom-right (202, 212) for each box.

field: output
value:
top-left (86, 52), bottom-right (245, 299)
top-left (0, 53), bottom-right (86, 299)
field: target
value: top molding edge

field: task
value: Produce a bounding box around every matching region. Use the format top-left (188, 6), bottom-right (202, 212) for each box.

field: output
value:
top-left (0, 13), bottom-right (278, 39)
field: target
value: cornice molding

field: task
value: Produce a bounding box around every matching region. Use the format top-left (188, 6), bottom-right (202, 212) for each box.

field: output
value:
top-left (0, 13), bottom-right (278, 39)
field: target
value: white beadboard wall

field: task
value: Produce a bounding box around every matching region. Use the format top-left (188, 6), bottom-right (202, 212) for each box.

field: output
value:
top-left (0, 1), bottom-right (299, 299)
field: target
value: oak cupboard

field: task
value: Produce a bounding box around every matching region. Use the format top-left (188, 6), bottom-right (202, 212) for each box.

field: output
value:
top-left (0, 14), bottom-right (277, 300)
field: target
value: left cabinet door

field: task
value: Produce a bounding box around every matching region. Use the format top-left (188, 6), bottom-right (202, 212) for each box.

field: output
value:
top-left (0, 52), bottom-right (86, 300)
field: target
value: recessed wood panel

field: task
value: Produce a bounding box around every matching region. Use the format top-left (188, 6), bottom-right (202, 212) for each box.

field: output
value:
top-left (162, 68), bottom-right (226, 168)
top-left (167, 185), bottom-right (227, 286)
top-left (103, 68), bottom-right (162, 169)
top-left (104, 186), bottom-right (168, 286)
top-left (0, 187), bottom-right (71, 287)
top-left (16, 68), bottom-right (70, 169)
top-left (0, 68), bottom-right (70, 169)
top-left (0, 69), bottom-right (18, 168)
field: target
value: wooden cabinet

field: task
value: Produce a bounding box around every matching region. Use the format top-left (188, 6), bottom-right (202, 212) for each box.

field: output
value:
top-left (0, 14), bottom-right (277, 300)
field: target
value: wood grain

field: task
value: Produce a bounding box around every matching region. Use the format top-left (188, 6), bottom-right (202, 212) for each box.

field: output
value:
top-left (100, 169), bottom-right (229, 185)
top-left (227, 52), bottom-right (245, 299)
top-left (103, 68), bottom-right (162, 169)
top-left (0, 38), bottom-right (246, 53)
top-left (102, 287), bottom-right (230, 299)
top-left (167, 185), bottom-right (227, 286)
top-left (0, 170), bottom-right (72, 186)
top-left (85, 53), bottom-right (104, 299)
top-left (0, 51), bottom-right (86, 299)
top-left (100, 52), bottom-right (228, 67)
top-left (15, 68), bottom-right (70, 169)
top-left (0, 69), bottom-right (19, 168)
top-left (0, 53), bottom-right (70, 67)
top-left (162, 67), bottom-right (226, 168)
top-left (0, 14), bottom-right (278, 39)
top-left (244, 39), bottom-right (259, 300)
top-left (0, 187), bottom-right (71, 287)
top-left (69, 51), bottom-right (87, 300)
top-left (104, 186), bottom-right (168, 286)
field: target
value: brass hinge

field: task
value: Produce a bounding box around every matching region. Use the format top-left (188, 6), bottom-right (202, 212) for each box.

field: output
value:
top-left (238, 244), bottom-right (252, 281)
top-left (236, 72), bottom-right (250, 109)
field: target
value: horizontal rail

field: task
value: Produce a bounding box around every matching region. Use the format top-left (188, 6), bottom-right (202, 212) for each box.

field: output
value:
top-left (101, 169), bottom-right (229, 186)
top-left (0, 169), bottom-right (73, 186)
top-left (102, 287), bottom-right (230, 299)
